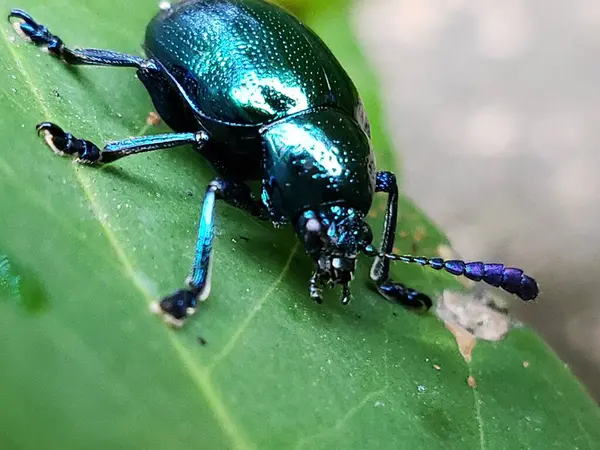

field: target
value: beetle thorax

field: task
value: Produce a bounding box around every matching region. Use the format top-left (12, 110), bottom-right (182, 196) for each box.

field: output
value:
top-left (261, 109), bottom-right (376, 221)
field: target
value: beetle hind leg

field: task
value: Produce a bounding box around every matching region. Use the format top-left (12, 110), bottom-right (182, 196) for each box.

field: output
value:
top-left (370, 171), bottom-right (433, 311)
top-left (8, 9), bottom-right (148, 68)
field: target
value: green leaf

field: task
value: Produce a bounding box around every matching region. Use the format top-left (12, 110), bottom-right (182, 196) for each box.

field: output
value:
top-left (0, 0), bottom-right (597, 449)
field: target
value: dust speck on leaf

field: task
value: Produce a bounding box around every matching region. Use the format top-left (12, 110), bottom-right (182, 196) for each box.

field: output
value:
top-left (146, 111), bottom-right (161, 126)
top-left (417, 385), bottom-right (426, 392)
top-left (413, 226), bottom-right (426, 242)
top-left (523, 361), bottom-right (530, 368)
top-left (433, 364), bottom-right (441, 371)
top-left (467, 375), bottom-right (477, 389)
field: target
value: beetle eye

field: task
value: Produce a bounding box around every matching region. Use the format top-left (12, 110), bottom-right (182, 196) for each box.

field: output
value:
top-left (305, 218), bottom-right (321, 233)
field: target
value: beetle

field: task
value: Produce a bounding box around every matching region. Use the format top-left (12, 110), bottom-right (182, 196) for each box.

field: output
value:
top-left (8, 0), bottom-right (538, 327)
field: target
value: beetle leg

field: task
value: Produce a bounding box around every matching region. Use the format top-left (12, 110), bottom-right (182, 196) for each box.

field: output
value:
top-left (370, 171), bottom-right (432, 310)
top-left (8, 9), bottom-right (150, 69)
top-left (309, 271), bottom-right (324, 303)
top-left (35, 122), bottom-right (208, 164)
top-left (152, 179), bottom-right (267, 327)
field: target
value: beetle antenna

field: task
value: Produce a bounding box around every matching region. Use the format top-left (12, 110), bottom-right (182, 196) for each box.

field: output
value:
top-left (362, 245), bottom-right (539, 301)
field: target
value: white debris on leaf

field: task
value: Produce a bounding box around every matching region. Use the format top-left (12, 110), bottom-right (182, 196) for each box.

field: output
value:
top-left (437, 289), bottom-right (512, 342)
top-left (435, 244), bottom-right (515, 343)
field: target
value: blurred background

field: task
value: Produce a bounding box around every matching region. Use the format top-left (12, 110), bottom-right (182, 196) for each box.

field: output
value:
top-left (354, 0), bottom-right (600, 401)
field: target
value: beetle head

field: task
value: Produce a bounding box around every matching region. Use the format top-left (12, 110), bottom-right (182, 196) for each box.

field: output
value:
top-left (294, 205), bottom-right (373, 303)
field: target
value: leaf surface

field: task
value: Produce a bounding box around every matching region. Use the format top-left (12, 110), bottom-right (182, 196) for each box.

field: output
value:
top-left (0, 0), bottom-right (598, 448)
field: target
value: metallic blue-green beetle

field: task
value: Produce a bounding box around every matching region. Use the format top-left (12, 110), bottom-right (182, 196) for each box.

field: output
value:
top-left (8, 0), bottom-right (538, 327)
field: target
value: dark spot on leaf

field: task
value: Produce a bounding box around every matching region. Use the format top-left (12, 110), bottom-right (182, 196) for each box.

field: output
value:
top-left (197, 336), bottom-right (208, 346)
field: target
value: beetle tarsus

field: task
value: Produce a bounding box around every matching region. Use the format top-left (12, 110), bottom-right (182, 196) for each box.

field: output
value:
top-left (8, 9), bottom-right (65, 56)
top-left (377, 280), bottom-right (432, 310)
top-left (151, 289), bottom-right (198, 328)
top-left (36, 122), bottom-right (101, 163)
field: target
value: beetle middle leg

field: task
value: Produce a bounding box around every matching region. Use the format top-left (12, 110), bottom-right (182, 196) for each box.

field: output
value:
top-left (35, 122), bottom-right (208, 164)
top-left (370, 171), bottom-right (433, 309)
top-left (8, 9), bottom-right (150, 69)
top-left (153, 179), bottom-right (268, 327)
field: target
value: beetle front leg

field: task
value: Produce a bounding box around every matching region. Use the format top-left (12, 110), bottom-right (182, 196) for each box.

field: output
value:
top-left (152, 179), bottom-right (268, 327)
top-left (370, 171), bottom-right (432, 310)
top-left (8, 9), bottom-right (149, 68)
top-left (36, 122), bottom-right (208, 164)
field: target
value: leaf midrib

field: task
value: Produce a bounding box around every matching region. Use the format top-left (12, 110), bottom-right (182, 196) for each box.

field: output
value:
top-left (0, 24), bottom-right (303, 450)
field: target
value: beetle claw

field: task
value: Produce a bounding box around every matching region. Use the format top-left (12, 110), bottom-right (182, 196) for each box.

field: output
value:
top-left (341, 284), bottom-right (351, 305)
top-left (8, 9), bottom-right (37, 30)
top-left (311, 291), bottom-right (323, 304)
top-left (35, 122), bottom-right (101, 163)
top-left (309, 271), bottom-right (324, 303)
top-left (36, 122), bottom-right (67, 156)
top-left (8, 9), bottom-right (64, 54)
top-left (151, 289), bottom-right (198, 327)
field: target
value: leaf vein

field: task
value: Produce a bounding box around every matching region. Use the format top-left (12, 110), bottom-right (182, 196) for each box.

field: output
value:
top-left (208, 243), bottom-right (299, 374)
top-left (471, 372), bottom-right (486, 450)
top-left (293, 331), bottom-right (390, 449)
